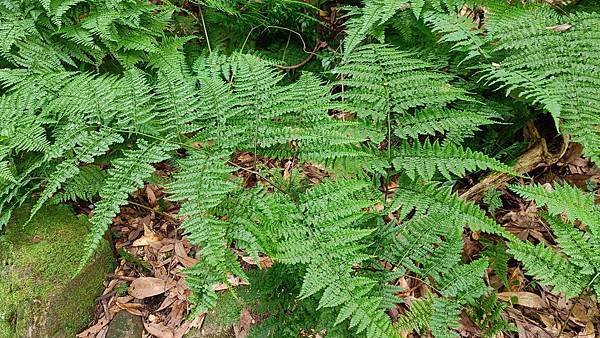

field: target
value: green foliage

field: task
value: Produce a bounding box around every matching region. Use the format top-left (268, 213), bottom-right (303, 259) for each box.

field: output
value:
top-left (482, 189), bottom-right (503, 214)
top-left (424, 11), bottom-right (488, 63)
top-left (483, 6), bottom-right (600, 162)
top-left (2, 0), bottom-right (599, 336)
top-left (392, 140), bottom-right (514, 181)
top-left (509, 183), bottom-right (600, 298)
top-left (511, 182), bottom-right (600, 235)
top-left (342, 0), bottom-right (411, 56)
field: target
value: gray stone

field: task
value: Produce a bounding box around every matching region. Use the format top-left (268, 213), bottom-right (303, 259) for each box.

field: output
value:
top-left (105, 311), bottom-right (144, 338)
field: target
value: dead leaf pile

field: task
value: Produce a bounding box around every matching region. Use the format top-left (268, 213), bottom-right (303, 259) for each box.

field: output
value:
top-left (77, 184), bottom-right (204, 338)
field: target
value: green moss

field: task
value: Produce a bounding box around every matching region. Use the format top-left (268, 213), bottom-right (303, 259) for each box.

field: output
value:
top-left (0, 205), bottom-right (114, 337)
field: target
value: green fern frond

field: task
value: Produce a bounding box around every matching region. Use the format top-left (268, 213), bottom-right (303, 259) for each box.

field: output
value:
top-left (508, 240), bottom-right (586, 298)
top-left (80, 140), bottom-right (174, 270)
top-left (543, 213), bottom-right (600, 275)
top-left (392, 140), bottom-right (514, 181)
top-left (509, 182), bottom-right (600, 297)
top-left (394, 107), bottom-right (498, 142)
top-left (278, 178), bottom-right (396, 337)
top-left (114, 68), bottom-right (159, 134)
top-left (484, 8), bottom-right (600, 162)
top-left (395, 297), bottom-right (434, 334)
top-left (335, 43), bottom-right (468, 124)
top-left (510, 182), bottom-right (600, 235)
top-left (396, 296), bottom-right (461, 337)
top-left (342, 0), bottom-right (410, 57)
top-left (29, 129), bottom-right (123, 221)
top-left (424, 11), bottom-right (488, 63)
top-left (0, 161), bottom-right (14, 182)
top-left (389, 176), bottom-right (513, 238)
top-left (55, 165), bottom-right (107, 203)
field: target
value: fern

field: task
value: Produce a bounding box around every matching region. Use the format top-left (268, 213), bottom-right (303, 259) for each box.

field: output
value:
top-left (394, 106), bottom-right (499, 143)
top-left (29, 129), bottom-right (123, 220)
top-left (342, 0), bottom-right (411, 57)
top-left (277, 178), bottom-right (396, 337)
top-left (424, 11), bottom-right (488, 63)
top-left (389, 176), bottom-right (513, 238)
top-left (2, 0), bottom-right (599, 336)
top-left (54, 165), bottom-right (107, 203)
top-left (81, 140), bottom-right (174, 268)
top-left (392, 140), bottom-right (514, 181)
top-left (335, 44), bottom-right (468, 124)
top-left (509, 182), bottom-right (600, 297)
top-left (483, 7), bottom-right (600, 162)
top-left (510, 182), bottom-right (600, 235)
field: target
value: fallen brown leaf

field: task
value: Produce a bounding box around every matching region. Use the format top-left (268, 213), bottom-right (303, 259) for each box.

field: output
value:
top-left (129, 277), bottom-right (168, 299)
top-left (144, 321), bottom-right (174, 338)
top-left (498, 292), bottom-right (546, 309)
top-left (234, 309), bottom-right (254, 338)
top-left (132, 224), bottom-right (161, 246)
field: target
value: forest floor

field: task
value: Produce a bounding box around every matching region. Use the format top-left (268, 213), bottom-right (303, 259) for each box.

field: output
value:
top-left (74, 145), bottom-right (600, 338)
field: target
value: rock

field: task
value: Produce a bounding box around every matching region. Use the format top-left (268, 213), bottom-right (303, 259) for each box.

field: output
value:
top-left (105, 311), bottom-right (144, 338)
top-left (0, 205), bottom-right (114, 337)
top-left (184, 296), bottom-right (241, 338)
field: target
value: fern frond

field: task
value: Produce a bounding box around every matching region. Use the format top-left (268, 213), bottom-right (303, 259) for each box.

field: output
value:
top-left (508, 240), bottom-right (586, 298)
top-left (389, 176), bottom-right (513, 238)
top-left (29, 129), bottom-right (123, 221)
top-left (424, 11), bottom-right (488, 63)
top-left (510, 182), bottom-right (600, 236)
top-left (484, 8), bottom-right (600, 162)
top-left (394, 107), bottom-right (498, 142)
top-left (396, 297), bottom-right (461, 338)
top-left (335, 44), bottom-right (468, 124)
top-left (277, 178), bottom-right (396, 337)
top-left (543, 213), bottom-right (600, 275)
top-left (80, 140), bottom-right (173, 270)
top-left (0, 161), bottom-right (14, 182)
top-left (55, 165), bottom-right (107, 203)
top-left (392, 140), bottom-right (514, 181)
top-left (114, 68), bottom-right (159, 134)
top-left (395, 297), bottom-right (434, 334)
top-left (342, 0), bottom-right (410, 57)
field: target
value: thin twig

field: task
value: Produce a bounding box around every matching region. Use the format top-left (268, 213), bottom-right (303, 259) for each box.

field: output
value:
top-left (198, 7), bottom-right (212, 54)
top-left (127, 200), bottom-right (178, 221)
top-left (275, 41), bottom-right (327, 71)
top-left (556, 272), bottom-right (600, 337)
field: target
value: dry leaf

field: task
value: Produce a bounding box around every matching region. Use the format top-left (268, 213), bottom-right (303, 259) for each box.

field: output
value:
top-left (498, 291), bottom-right (545, 309)
top-left (146, 185), bottom-right (157, 206)
top-left (241, 256), bottom-right (273, 268)
top-left (129, 277), bottom-right (168, 299)
top-left (77, 317), bottom-right (110, 337)
top-left (144, 321), bottom-right (174, 338)
top-left (132, 224), bottom-right (161, 246)
top-left (546, 23), bottom-right (572, 32)
top-left (577, 321), bottom-right (595, 338)
top-left (234, 309), bottom-right (254, 338)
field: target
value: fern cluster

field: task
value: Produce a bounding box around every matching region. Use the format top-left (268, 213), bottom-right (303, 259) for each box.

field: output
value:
top-left (1, 0), bottom-right (599, 337)
top-left (509, 183), bottom-right (600, 298)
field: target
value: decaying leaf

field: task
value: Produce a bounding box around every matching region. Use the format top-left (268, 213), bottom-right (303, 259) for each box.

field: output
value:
top-left (546, 23), bottom-right (573, 32)
top-left (129, 277), bottom-right (168, 299)
top-left (498, 291), bottom-right (546, 309)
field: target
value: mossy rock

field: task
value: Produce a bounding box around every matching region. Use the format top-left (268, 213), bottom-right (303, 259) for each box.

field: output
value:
top-left (185, 293), bottom-right (238, 338)
top-left (0, 205), bottom-right (114, 338)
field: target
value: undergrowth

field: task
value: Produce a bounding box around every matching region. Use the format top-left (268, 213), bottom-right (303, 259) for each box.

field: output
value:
top-left (0, 0), bottom-right (599, 336)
